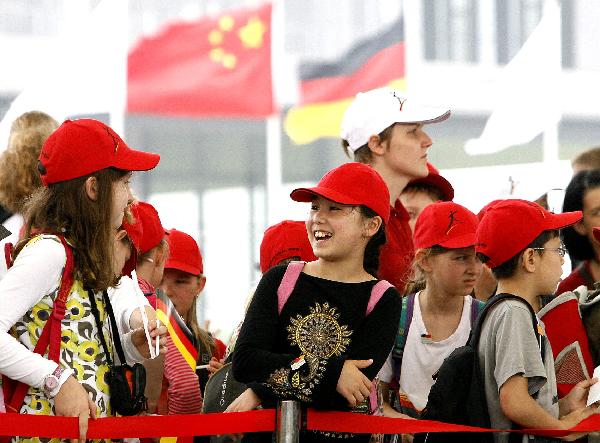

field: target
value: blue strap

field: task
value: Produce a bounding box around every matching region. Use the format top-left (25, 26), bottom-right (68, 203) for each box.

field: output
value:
top-left (390, 293), bottom-right (415, 390)
top-left (470, 298), bottom-right (485, 326)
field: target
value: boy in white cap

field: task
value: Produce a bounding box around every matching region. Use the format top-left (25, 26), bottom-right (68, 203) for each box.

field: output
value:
top-left (341, 87), bottom-right (450, 293)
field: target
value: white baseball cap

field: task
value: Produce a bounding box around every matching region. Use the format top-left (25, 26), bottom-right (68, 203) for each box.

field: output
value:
top-left (340, 87), bottom-right (451, 152)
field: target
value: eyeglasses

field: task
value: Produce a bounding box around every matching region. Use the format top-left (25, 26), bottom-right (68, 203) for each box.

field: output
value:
top-left (531, 246), bottom-right (567, 257)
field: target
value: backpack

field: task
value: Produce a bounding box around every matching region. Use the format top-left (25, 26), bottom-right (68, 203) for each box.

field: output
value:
top-left (413, 293), bottom-right (543, 443)
top-left (202, 261), bottom-right (393, 418)
top-left (538, 285), bottom-right (598, 398)
top-left (389, 293), bottom-right (484, 416)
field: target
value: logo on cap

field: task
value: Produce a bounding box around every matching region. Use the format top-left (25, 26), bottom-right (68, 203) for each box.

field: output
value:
top-left (105, 127), bottom-right (120, 153)
top-left (393, 92), bottom-right (406, 111)
top-left (445, 210), bottom-right (463, 235)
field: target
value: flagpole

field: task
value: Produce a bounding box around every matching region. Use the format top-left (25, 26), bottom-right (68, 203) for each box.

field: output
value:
top-left (109, 0), bottom-right (128, 137)
top-left (266, 115), bottom-right (282, 225)
top-left (266, 0), bottom-right (284, 225)
top-left (542, 0), bottom-right (561, 166)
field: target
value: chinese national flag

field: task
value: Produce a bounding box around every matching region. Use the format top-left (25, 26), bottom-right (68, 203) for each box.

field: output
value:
top-left (127, 3), bottom-right (274, 118)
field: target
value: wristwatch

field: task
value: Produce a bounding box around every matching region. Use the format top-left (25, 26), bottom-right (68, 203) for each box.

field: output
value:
top-left (43, 366), bottom-right (66, 397)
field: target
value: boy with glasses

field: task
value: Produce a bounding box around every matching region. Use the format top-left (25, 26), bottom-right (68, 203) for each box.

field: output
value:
top-left (475, 199), bottom-right (597, 442)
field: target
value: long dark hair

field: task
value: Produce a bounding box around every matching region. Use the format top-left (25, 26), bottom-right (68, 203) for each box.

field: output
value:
top-left (15, 167), bottom-right (129, 291)
top-left (359, 205), bottom-right (387, 278)
top-left (562, 170), bottom-right (600, 261)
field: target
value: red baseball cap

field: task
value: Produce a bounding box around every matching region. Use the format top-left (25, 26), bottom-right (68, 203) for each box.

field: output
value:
top-left (39, 119), bottom-right (160, 186)
top-left (165, 229), bottom-right (203, 276)
top-left (290, 162), bottom-right (390, 223)
top-left (476, 199), bottom-right (582, 269)
top-left (259, 220), bottom-right (317, 273)
top-left (477, 199), bottom-right (503, 221)
top-left (122, 201), bottom-right (166, 255)
top-left (408, 163), bottom-right (454, 201)
top-left (413, 201), bottom-right (478, 250)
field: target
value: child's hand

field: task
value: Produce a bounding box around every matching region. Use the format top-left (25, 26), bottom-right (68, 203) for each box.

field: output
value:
top-left (336, 359), bottom-right (373, 407)
top-left (54, 376), bottom-right (97, 443)
top-left (222, 388), bottom-right (260, 442)
top-left (559, 406), bottom-right (597, 441)
top-left (132, 320), bottom-right (168, 358)
top-left (207, 357), bottom-right (224, 377)
top-left (560, 378), bottom-right (598, 415)
top-left (225, 388), bottom-right (261, 413)
top-left (129, 306), bottom-right (157, 329)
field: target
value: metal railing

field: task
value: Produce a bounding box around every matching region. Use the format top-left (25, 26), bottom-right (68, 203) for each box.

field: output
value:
top-left (276, 400), bottom-right (301, 443)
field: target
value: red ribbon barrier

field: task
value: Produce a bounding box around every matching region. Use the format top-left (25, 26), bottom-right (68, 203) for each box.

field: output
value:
top-left (0, 410), bottom-right (275, 439)
top-left (306, 410), bottom-right (600, 438)
top-left (2, 409), bottom-right (600, 438)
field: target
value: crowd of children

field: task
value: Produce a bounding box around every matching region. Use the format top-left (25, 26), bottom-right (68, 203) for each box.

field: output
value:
top-left (1, 85), bottom-right (600, 443)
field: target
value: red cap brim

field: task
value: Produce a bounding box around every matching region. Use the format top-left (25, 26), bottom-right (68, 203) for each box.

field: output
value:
top-left (165, 259), bottom-right (201, 276)
top-left (410, 173), bottom-right (454, 201)
top-left (290, 186), bottom-right (390, 223)
top-left (291, 187), bottom-right (363, 207)
top-left (545, 211), bottom-right (582, 231)
top-left (114, 148), bottom-right (160, 172)
top-left (437, 232), bottom-right (477, 249)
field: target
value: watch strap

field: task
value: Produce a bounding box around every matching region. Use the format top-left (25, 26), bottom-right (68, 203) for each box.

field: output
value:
top-left (44, 366), bottom-right (73, 398)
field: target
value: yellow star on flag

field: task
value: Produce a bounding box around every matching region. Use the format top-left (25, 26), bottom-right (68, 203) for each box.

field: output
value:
top-left (238, 17), bottom-right (266, 49)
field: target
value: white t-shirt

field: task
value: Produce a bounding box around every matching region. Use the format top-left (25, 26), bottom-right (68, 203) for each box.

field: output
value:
top-left (107, 275), bottom-right (150, 364)
top-left (393, 292), bottom-right (474, 411)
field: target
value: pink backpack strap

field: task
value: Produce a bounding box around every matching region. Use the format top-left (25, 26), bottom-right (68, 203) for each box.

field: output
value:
top-left (277, 261), bottom-right (305, 315)
top-left (367, 280), bottom-right (393, 416)
top-left (366, 280), bottom-right (393, 316)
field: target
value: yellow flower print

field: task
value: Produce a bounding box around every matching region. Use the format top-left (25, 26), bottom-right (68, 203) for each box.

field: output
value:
top-left (77, 340), bottom-right (99, 362)
top-left (72, 361), bottom-right (85, 380)
top-left (61, 328), bottom-right (78, 353)
top-left (96, 364), bottom-right (110, 393)
top-left (66, 298), bottom-right (85, 321)
top-left (29, 395), bottom-right (52, 415)
top-left (31, 301), bottom-right (51, 326)
top-left (27, 321), bottom-right (42, 341)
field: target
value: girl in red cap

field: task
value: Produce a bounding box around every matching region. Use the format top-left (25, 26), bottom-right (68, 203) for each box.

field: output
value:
top-left (118, 201), bottom-right (179, 416)
top-left (0, 119), bottom-right (166, 442)
top-left (230, 162), bottom-right (401, 443)
top-left (159, 228), bottom-right (226, 410)
top-left (378, 202), bottom-right (483, 431)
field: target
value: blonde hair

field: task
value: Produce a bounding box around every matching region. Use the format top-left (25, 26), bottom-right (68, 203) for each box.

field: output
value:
top-left (0, 111), bottom-right (59, 213)
top-left (405, 245), bottom-right (448, 294)
top-left (185, 282), bottom-right (216, 357)
top-left (572, 146), bottom-right (600, 171)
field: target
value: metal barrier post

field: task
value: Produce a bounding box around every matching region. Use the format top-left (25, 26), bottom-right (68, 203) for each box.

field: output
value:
top-left (276, 400), bottom-right (301, 443)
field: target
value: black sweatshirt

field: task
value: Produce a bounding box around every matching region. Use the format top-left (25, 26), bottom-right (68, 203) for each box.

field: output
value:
top-left (233, 265), bottom-right (401, 442)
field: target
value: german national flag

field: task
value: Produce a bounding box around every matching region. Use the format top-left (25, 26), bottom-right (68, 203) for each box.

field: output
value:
top-left (285, 15), bottom-right (405, 145)
top-left (155, 289), bottom-right (198, 371)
